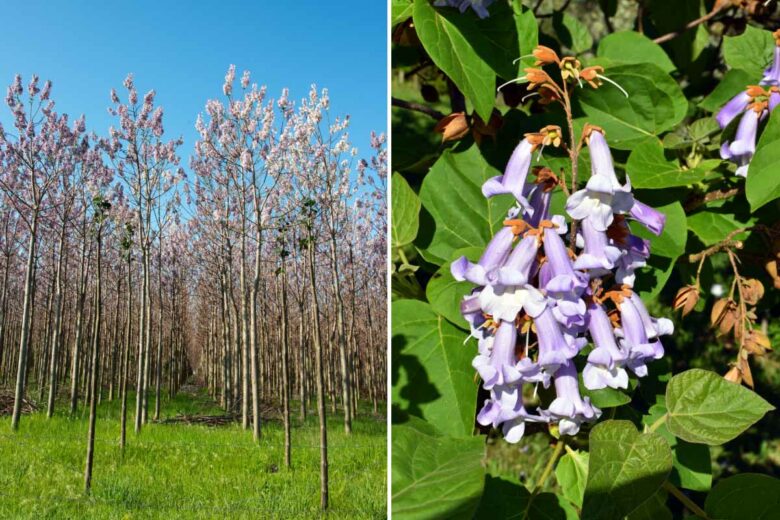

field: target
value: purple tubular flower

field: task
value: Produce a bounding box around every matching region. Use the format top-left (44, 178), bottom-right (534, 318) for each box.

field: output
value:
top-left (716, 91), bottom-right (751, 129)
top-left (435, 0), bottom-right (496, 19)
top-left (565, 130), bottom-right (634, 231)
top-left (472, 320), bottom-right (523, 389)
top-left (762, 45), bottom-right (780, 86)
top-left (477, 383), bottom-right (546, 443)
top-left (525, 183), bottom-right (552, 227)
top-left (583, 302), bottom-right (629, 390)
top-left (482, 138), bottom-right (533, 208)
top-left (475, 234), bottom-right (547, 323)
top-left (452, 227), bottom-right (514, 285)
top-left (615, 234), bottom-right (650, 287)
top-left (771, 90), bottom-right (780, 112)
top-left (545, 360), bottom-right (601, 436)
top-left (617, 297), bottom-right (663, 377)
top-left (535, 307), bottom-right (580, 375)
top-left (542, 224), bottom-right (587, 327)
top-left (573, 218), bottom-right (623, 273)
top-left (720, 109), bottom-right (760, 178)
top-left (629, 200), bottom-right (665, 236)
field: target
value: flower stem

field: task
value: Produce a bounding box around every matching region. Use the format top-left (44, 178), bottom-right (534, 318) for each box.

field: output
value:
top-left (662, 481), bottom-right (710, 519)
top-left (533, 440), bottom-right (565, 495)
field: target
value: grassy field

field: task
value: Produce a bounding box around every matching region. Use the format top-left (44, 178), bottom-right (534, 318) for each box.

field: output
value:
top-left (0, 387), bottom-right (387, 519)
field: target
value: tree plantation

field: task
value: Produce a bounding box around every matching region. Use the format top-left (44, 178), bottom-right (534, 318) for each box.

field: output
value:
top-left (0, 68), bottom-right (387, 514)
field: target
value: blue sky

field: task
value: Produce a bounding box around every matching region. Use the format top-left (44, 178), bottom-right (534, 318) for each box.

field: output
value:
top-left (1, 0), bottom-right (387, 168)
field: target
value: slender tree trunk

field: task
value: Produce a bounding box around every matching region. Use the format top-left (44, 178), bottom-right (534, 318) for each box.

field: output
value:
top-left (84, 223), bottom-right (103, 492)
top-left (70, 229), bottom-right (89, 414)
top-left (306, 229), bottom-right (328, 510)
top-left (279, 256), bottom-right (291, 468)
top-left (121, 255), bottom-right (132, 451)
top-left (11, 213), bottom-right (38, 430)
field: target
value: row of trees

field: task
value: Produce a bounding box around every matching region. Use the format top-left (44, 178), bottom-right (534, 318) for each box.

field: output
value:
top-left (0, 68), bottom-right (386, 508)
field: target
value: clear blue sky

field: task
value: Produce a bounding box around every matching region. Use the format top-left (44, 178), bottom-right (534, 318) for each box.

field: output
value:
top-left (1, 0), bottom-right (387, 168)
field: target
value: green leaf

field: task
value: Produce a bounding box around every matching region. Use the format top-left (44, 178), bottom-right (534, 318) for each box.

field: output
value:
top-left (392, 0), bottom-right (413, 26)
top-left (552, 12), bottom-right (593, 55)
top-left (413, 0), bottom-right (496, 120)
top-left (632, 201), bottom-right (687, 259)
top-left (699, 69), bottom-right (756, 113)
top-left (392, 299), bottom-right (478, 437)
top-left (597, 31), bottom-right (675, 73)
top-left (475, 475), bottom-right (578, 520)
top-left (577, 63), bottom-right (687, 150)
top-left (513, 0), bottom-right (538, 71)
top-left (747, 107), bottom-right (780, 211)
top-left (665, 368), bottom-right (774, 445)
top-left (426, 247), bottom-right (482, 328)
top-left (686, 209), bottom-right (753, 247)
top-left (581, 384), bottom-right (632, 409)
top-left (704, 473), bottom-right (780, 520)
top-left (392, 172), bottom-right (421, 249)
top-left (417, 145), bottom-right (514, 265)
top-left (556, 449), bottom-right (589, 508)
top-left (643, 400), bottom-right (712, 492)
top-left (392, 417), bottom-right (486, 519)
top-left (627, 139), bottom-right (708, 188)
top-left (626, 490), bottom-right (672, 520)
top-left (582, 420), bottom-right (673, 520)
top-left (634, 255), bottom-right (676, 299)
top-left (723, 25), bottom-right (775, 79)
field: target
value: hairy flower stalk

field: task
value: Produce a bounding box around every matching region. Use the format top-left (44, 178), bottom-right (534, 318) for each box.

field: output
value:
top-left (453, 124), bottom-right (672, 443)
top-left (717, 30), bottom-right (780, 177)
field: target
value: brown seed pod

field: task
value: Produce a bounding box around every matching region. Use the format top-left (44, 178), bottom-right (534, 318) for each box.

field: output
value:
top-left (738, 356), bottom-right (754, 388)
top-left (741, 278), bottom-right (764, 305)
top-left (743, 329), bottom-right (772, 356)
top-left (724, 365), bottom-right (742, 384)
top-left (673, 285), bottom-right (700, 317)
top-left (710, 298), bottom-right (738, 335)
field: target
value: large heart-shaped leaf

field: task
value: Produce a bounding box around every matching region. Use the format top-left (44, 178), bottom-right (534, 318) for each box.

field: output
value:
top-left (392, 417), bottom-right (486, 519)
top-left (631, 201), bottom-right (687, 259)
top-left (577, 63), bottom-right (687, 150)
top-left (597, 31), bottom-right (675, 73)
top-left (417, 145), bottom-right (514, 265)
top-left (581, 420), bottom-right (672, 520)
top-left (426, 247), bottom-right (482, 328)
top-left (555, 449), bottom-right (589, 508)
top-left (704, 473), bottom-right (780, 520)
top-left (643, 400), bottom-right (712, 491)
top-left (392, 299), bottom-right (478, 437)
top-left (475, 475), bottom-right (578, 519)
top-left (412, 0), bottom-right (496, 120)
top-left (746, 107), bottom-right (780, 211)
top-left (665, 369), bottom-right (774, 445)
top-left (392, 172), bottom-right (421, 248)
top-left (722, 25), bottom-right (775, 79)
top-left (626, 139), bottom-right (708, 188)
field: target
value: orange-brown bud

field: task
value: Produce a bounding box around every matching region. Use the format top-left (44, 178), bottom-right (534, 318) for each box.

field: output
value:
top-left (559, 57), bottom-right (582, 81)
top-left (434, 112), bottom-right (470, 142)
top-left (524, 68), bottom-right (553, 90)
top-left (532, 166), bottom-right (559, 192)
top-left (580, 66), bottom-right (604, 89)
top-left (673, 285), bottom-right (700, 316)
top-left (582, 123), bottom-right (606, 144)
top-left (533, 45), bottom-right (560, 65)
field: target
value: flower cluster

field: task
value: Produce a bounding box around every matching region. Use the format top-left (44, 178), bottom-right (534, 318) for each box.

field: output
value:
top-left (452, 124), bottom-right (673, 442)
top-left (717, 30), bottom-right (780, 177)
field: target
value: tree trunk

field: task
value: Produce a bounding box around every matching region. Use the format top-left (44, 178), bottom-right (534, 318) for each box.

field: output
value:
top-left (11, 213), bottom-right (38, 430)
top-left (306, 229), bottom-right (328, 510)
top-left (84, 223), bottom-right (102, 492)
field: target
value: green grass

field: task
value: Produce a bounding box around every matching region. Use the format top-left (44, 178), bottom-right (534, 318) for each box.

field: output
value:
top-left (0, 388), bottom-right (387, 519)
